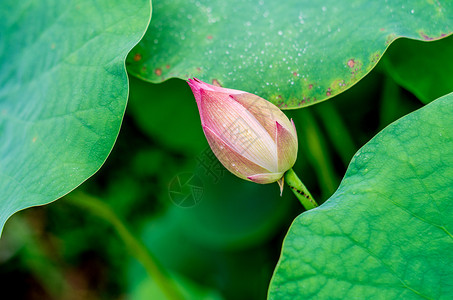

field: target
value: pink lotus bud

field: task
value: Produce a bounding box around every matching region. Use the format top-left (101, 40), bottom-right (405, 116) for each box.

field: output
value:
top-left (188, 78), bottom-right (298, 187)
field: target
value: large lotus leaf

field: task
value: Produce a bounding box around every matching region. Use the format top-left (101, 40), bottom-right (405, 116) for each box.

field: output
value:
top-left (269, 92), bottom-right (453, 299)
top-left (0, 0), bottom-right (151, 233)
top-left (126, 0), bottom-right (452, 108)
top-left (383, 34), bottom-right (453, 104)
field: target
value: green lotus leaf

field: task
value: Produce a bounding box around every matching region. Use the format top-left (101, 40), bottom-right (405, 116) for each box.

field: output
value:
top-left (269, 92), bottom-right (453, 299)
top-left (0, 0), bottom-right (151, 233)
top-left (127, 0), bottom-right (452, 108)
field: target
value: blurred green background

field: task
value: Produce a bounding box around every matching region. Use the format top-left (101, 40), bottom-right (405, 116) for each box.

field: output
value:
top-left (2, 34), bottom-right (451, 299)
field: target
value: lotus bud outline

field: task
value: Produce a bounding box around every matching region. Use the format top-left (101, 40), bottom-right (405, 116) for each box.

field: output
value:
top-left (188, 78), bottom-right (298, 190)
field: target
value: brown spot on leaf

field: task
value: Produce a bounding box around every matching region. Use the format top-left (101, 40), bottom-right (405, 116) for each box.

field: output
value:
top-left (293, 72), bottom-right (298, 77)
top-left (308, 84), bottom-right (313, 90)
top-left (419, 31), bottom-right (434, 41)
top-left (326, 88), bottom-right (332, 96)
top-left (207, 35), bottom-right (213, 40)
top-left (332, 79), bottom-right (347, 90)
top-left (385, 33), bottom-right (397, 45)
top-left (347, 59), bottom-right (355, 68)
top-left (154, 68), bottom-right (162, 76)
top-left (133, 53), bottom-right (142, 61)
top-left (348, 59), bottom-right (364, 80)
top-left (212, 79), bottom-right (222, 87)
top-left (196, 67), bottom-right (201, 72)
top-left (50, 43), bottom-right (56, 49)
top-left (369, 51), bottom-right (381, 64)
top-left (32, 137), bottom-right (37, 143)
top-left (380, 28), bottom-right (385, 31)
top-left (166, 64), bottom-right (170, 69)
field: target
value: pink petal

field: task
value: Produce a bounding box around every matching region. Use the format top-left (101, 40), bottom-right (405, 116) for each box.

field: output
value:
top-left (187, 78), bottom-right (203, 103)
top-left (229, 93), bottom-right (295, 141)
top-left (247, 172), bottom-right (284, 184)
top-left (276, 121), bottom-right (298, 172)
top-left (203, 126), bottom-right (270, 180)
top-left (198, 89), bottom-right (278, 171)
